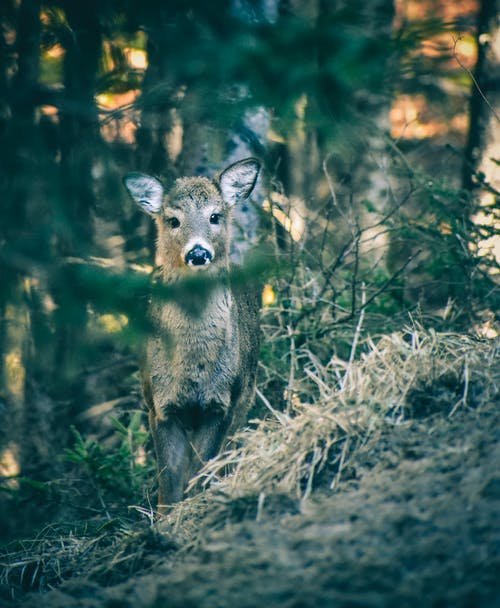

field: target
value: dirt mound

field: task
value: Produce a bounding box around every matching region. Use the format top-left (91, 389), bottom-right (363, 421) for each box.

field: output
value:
top-left (11, 403), bottom-right (500, 608)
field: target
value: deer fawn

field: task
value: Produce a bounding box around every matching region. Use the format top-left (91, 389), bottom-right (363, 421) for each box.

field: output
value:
top-left (123, 158), bottom-right (261, 509)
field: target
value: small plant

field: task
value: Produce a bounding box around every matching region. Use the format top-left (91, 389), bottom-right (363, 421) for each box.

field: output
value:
top-left (64, 411), bottom-right (153, 508)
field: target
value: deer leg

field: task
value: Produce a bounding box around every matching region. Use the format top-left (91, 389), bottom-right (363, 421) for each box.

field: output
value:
top-left (186, 413), bottom-right (232, 489)
top-left (149, 410), bottom-right (192, 510)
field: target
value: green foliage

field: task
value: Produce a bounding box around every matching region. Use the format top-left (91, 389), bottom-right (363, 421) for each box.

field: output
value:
top-left (64, 412), bottom-right (152, 504)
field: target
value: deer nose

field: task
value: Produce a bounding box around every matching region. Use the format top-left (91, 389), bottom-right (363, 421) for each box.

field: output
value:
top-left (185, 245), bottom-right (213, 266)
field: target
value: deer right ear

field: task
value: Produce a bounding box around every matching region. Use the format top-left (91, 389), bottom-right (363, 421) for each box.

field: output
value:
top-left (123, 172), bottom-right (164, 215)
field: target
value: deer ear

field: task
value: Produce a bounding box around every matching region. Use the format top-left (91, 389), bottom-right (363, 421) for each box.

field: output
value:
top-left (219, 158), bottom-right (260, 206)
top-left (123, 172), bottom-right (164, 215)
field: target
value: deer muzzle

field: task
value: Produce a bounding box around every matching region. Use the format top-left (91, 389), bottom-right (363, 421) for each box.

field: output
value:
top-left (185, 244), bottom-right (213, 267)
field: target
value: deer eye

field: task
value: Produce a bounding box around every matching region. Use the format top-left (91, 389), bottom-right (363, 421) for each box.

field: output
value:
top-left (210, 213), bottom-right (223, 225)
top-left (166, 217), bottom-right (180, 229)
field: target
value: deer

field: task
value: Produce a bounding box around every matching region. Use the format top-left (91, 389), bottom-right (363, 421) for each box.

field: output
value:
top-left (123, 158), bottom-right (261, 510)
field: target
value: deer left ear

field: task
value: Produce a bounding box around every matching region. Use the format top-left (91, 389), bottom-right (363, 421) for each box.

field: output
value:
top-left (219, 158), bottom-right (260, 207)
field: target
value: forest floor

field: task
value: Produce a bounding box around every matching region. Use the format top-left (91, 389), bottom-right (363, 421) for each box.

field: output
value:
top-left (2, 330), bottom-right (500, 608)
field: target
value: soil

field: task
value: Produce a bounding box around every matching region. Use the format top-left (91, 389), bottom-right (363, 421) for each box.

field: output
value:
top-left (10, 398), bottom-right (500, 608)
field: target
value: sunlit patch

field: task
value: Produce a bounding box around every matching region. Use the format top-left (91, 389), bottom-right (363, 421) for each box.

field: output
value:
top-left (45, 43), bottom-right (64, 60)
top-left (438, 222), bottom-right (452, 235)
top-left (96, 90), bottom-right (140, 110)
top-left (267, 129), bottom-right (286, 144)
top-left (394, 1), bottom-right (478, 32)
top-left (167, 118), bottom-right (183, 161)
top-left (135, 444), bottom-right (147, 467)
top-left (474, 320), bottom-right (499, 339)
top-left (39, 104), bottom-right (59, 118)
top-left (475, 236), bottom-right (500, 271)
top-left (472, 157), bottom-right (500, 269)
top-left (124, 48), bottom-right (148, 70)
top-left (455, 36), bottom-right (476, 61)
top-left (390, 94), bottom-right (469, 140)
top-left (96, 90), bottom-right (140, 143)
top-left (0, 447), bottom-right (20, 489)
top-left (391, 95), bottom-right (431, 139)
top-left (5, 349), bottom-right (25, 401)
top-left (262, 284), bottom-right (276, 306)
top-left (263, 194), bottom-right (305, 243)
top-left (97, 313), bottom-right (129, 334)
top-left (131, 263), bottom-right (155, 275)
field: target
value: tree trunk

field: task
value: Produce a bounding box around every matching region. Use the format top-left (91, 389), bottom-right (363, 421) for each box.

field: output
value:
top-left (135, 9), bottom-right (175, 179)
top-left (462, 0), bottom-right (500, 194)
top-left (58, 0), bottom-right (102, 253)
top-left (0, 0), bottom-right (44, 477)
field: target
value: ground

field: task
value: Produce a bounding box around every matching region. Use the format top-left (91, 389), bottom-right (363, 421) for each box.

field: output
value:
top-left (7, 398), bottom-right (500, 608)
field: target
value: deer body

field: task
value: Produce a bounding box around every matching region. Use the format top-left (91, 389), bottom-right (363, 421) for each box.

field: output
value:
top-left (123, 159), bottom-right (261, 508)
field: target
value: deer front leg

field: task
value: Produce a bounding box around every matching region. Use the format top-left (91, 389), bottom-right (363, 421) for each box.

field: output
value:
top-left (148, 410), bottom-right (192, 510)
top-left (186, 412), bottom-right (232, 489)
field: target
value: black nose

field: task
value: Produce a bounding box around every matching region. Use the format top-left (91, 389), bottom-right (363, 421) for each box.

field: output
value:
top-left (185, 245), bottom-right (213, 266)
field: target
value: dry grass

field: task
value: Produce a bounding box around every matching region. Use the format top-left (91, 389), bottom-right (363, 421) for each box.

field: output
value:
top-left (180, 326), bottom-right (499, 519)
top-left (0, 518), bottom-right (177, 598)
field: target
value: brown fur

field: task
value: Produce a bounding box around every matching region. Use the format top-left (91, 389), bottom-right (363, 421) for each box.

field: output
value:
top-left (123, 159), bottom-right (261, 509)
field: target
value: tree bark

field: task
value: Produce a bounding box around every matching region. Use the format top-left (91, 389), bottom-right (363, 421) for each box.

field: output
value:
top-left (58, 0), bottom-right (102, 254)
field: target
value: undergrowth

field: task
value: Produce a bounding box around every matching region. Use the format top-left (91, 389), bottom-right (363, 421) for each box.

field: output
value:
top-left (64, 411), bottom-right (152, 506)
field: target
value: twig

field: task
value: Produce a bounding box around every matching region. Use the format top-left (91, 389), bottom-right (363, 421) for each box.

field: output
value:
top-left (331, 249), bottom-right (422, 328)
top-left (302, 446), bottom-right (322, 501)
top-left (330, 436), bottom-right (350, 490)
top-left (255, 388), bottom-right (288, 425)
top-left (341, 283), bottom-right (366, 391)
top-left (449, 355), bottom-right (470, 418)
top-left (308, 248), bottom-right (421, 339)
top-left (322, 155), bottom-right (346, 221)
top-left (256, 492), bottom-right (266, 522)
top-left (285, 325), bottom-right (297, 413)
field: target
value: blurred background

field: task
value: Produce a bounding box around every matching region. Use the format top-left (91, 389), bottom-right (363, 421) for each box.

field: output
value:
top-left (0, 0), bottom-right (498, 536)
